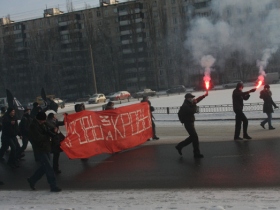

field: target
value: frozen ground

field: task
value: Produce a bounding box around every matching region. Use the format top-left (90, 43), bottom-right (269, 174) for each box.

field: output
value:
top-left (1, 84), bottom-right (280, 210)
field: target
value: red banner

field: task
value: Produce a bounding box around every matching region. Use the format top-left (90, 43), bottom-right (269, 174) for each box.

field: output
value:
top-left (61, 102), bottom-right (153, 159)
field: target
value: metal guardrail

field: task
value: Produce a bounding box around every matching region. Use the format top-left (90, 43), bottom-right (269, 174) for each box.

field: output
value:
top-left (154, 102), bottom-right (280, 114)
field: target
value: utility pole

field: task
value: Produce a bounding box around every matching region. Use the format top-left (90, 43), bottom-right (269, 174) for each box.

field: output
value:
top-left (89, 44), bottom-right (98, 94)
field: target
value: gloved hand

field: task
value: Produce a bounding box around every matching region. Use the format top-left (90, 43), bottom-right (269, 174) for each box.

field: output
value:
top-left (250, 88), bottom-right (256, 92)
top-left (204, 91), bottom-right (208, 97)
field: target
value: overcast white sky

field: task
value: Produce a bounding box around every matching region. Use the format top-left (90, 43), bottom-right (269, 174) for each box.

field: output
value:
top-left (0, 0), bottom-right (127, 21)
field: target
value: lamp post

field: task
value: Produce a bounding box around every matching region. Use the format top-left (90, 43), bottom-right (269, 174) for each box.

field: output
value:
top-left (89, 44), bottom-right (98, 94)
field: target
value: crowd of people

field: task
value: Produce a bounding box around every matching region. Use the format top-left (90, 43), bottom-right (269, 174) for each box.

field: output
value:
top-left (0, 82), bottom-right (278, 191)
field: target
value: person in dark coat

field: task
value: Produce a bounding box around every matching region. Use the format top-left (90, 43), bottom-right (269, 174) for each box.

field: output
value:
top-left (141, 96), bottom-right (159, 140)
top-left (18, 107), bottom-right (33, 156)
top-left (175, 92), bottom-right (208, 158)
top-left (105, 101), bottom-right (115, 110)
top-left (46, 113), bottom-right (65, 174)
top-left (27, 112), bottom-right (61, 192)
top-left (232, 82), bottom-right (256, 140)
top-left (30, 102), bottom-right (48, 119)
top-left (260, 85), bottom-right (278, 130)
top-left (0, 107), bottom-right (22, 168)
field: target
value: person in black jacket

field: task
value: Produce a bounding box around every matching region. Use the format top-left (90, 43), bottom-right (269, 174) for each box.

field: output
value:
top-left (46, 113), bottom-right (65, 174)
top-left (232, 82), bottom-right (256, 140)
top-left (175, 92), bottom-right (208, 158)
top-left (18, 107), bottom-right (33, 156)
top-left (141, 96), bottom-right (159, 140)
top-left (27, 112), bottom-right (61, 192)
top-left (260, 85), bottom-right (278, 130)
top-left (0, 107), bottom-right (22, 168)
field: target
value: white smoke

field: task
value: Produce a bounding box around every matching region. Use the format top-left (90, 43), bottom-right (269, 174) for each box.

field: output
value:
top-left (201, 55), bottom-right (216, 82)
top-left (184, 0), bottom-right (280, 75)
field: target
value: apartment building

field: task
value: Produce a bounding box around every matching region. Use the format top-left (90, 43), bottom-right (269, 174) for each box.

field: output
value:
top-left (1, 0), bottom-right (278, 102)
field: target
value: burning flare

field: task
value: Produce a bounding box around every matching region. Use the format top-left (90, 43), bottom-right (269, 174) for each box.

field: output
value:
top-left (256, 75), bottom-right (264, 89)
top-left (256, 80), bottom-right (262, 89)
top-left (205, 81), bottom-right (210, 90)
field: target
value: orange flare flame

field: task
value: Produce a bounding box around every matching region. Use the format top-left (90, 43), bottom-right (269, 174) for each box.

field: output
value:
top-left (256, 80), bottom-right (262, 89)
top-left (205, 81), bottom-right (210, 90)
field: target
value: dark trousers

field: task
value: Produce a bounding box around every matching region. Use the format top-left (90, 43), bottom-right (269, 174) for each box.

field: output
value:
top-left (53, 152), bottom-right (60, 171)
top-left (152, 120), bottom-right (156, 138)
top-left (19, 135), bottom-right (29, 154)
top-left (0, 136), bottom-right (20, 164)
top-left (29, 152), bottom-right (57, 189)
top-left (261, 112), bottom-right (273, 128)
top-left (234, 110), bottom-right (248, 138)
top-left (176, 122), bottom-right (200, 155)
top-left (29, 138), bottom-right (39, 161)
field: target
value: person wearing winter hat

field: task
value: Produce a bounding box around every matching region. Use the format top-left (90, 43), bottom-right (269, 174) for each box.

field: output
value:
top-left (27, 111), bottom-right (62, 192)
top-left (232, 82), bottom-right (256, 140)
top-left (175, 91), bottom-right (208, 158)
top-left (30, 102), bottom-right (48, 119)
top-left (260, 85), bottom-right (279, 130)
top-left (0, 107), bottom-right (22, 168)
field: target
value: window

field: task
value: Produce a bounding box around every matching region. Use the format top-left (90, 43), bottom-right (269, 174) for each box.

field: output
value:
top-left (97, 10), bottom-right (101, 17)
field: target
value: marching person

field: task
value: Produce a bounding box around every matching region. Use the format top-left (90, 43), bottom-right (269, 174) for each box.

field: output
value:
top-left (18, 107), bottom-right (33, 156)
top-left (141, 96), bottom-right (159, 140)
top-left (30, 102), bottom-right (48, 119)
top-left (232, 82), bottom-right (256, 140)
top-left (0, 107), bottom-right (22, 168)
top-left (27, 112), bottom-right (61, 192)
top-left (175, 92), bottom-right (208, 158)
top-left (260, 85), bottom-right (278, 130)
top-left (46, 113), bottom-right (65, 174)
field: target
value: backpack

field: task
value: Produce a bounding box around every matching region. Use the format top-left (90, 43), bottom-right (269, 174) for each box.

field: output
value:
top-left (178, 105), bottom-right (187, 124)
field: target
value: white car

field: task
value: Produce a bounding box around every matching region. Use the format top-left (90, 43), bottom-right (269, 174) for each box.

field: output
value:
top-left (88, 94), bottom-right (106, 104)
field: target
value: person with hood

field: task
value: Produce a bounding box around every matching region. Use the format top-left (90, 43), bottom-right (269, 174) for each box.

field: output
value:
top-left (18, 107), bottom-right (33, 156)
top-left (175, 92), bottom-right (208, 158)
top-left (27, 112), bottom-right (61, 192)
top-left (0, 107), bottom-right (22, 168)
top-left (260, 85), bottom-right (278, 130)
top-left (46, 113), bottom-right (65, 174)
top-left (141, 96), bottom-right (159, 140)
top-left (232, 82), bottom-right (256, 140)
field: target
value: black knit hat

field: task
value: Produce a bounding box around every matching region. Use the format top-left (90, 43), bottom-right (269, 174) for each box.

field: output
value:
top-left (264, 84), bottom-right (270, 89)
top-left (236, 82), bottom-right (244, 89)
top-left (33, 102), bottom-right (39, 107)
top-left (36, 112), bottom-right (46, 121)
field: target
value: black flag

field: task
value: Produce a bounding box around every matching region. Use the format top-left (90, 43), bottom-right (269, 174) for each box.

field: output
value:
top-left (6, 89), bottom-right (24, 119)
top-left (41, 88), bottom-right (58, 113)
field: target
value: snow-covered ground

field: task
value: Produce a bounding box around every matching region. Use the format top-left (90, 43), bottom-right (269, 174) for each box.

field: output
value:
top-left (2, 84), bottom-right (280, 210)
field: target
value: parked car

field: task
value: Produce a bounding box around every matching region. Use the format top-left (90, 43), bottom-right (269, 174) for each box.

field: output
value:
top-left (166, 85), bottom-right (187, 94)
top-left (223, 80), bottom-right (242, 89)
top-left (133, 89), bottom-right (156, 98)
top-left (88, 94), bottom-right (106, 104)
top-left (107, 91), bottom-right (131, 101)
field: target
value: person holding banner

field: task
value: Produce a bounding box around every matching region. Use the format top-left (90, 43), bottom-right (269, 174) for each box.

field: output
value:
top-left (27, 112), bottom-right (61, 192)
top-left (105, 101), bottom-right (115, 110)
top-left (46, 113), bottom-right (65, 174)
top-left (141, 96), bottom-right (159, 140)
